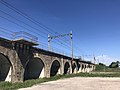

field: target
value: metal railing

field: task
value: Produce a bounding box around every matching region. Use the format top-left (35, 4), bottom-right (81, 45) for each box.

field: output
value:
top-left (12, 31), bottom-right (38, 44)
top-left (0, 29), bottom-right (80, 59)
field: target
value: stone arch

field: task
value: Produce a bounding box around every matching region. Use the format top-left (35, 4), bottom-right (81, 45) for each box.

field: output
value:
top-left (64, 62), bottom-right (70, 74)
top-left (50, 60), bottom-right (61, 77)
top-left (72, 61), bottom-right (77, 74)
top-left (24, 57), bottom-right (45, 80)
top-left (77, 63), bottom-right (80, 71)
top-left (81, 64), bottom-right (84, 72)
top-left (0, 53), bottom-right (12, 81)
top-left (84, 64), bottom-right (87, 72)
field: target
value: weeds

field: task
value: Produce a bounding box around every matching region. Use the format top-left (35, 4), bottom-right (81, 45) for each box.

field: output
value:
top-left (0, 72), bottom-right (120, 90)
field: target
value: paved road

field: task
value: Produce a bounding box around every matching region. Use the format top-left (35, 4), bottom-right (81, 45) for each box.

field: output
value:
top-left (19, 77), bottom-right (120, 90)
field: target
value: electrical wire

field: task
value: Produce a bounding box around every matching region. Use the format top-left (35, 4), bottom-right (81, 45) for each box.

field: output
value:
top-left (0, 0), bottom-right (88, 57)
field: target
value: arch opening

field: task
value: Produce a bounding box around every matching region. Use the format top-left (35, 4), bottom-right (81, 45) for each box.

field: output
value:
top-left (81, 64), bottom-right (84, 72)
top-left (64, 62), bottom-right (70, 74)
top-left (85, 65), bottom-right (87, 71)
top-left (0, 53), bottom-right (12, 81)
top-left (24, 58), bottom-right (45, 80)
top-left (72, 63), bottom-right (77, 73)
top-left (50, 60), bottom-right (60, 77)
top-left (77, 64), bottom-right (80, 71)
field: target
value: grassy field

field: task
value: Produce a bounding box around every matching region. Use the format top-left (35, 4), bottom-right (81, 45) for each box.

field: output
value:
top-left (0, 71), bottom-right (120, 90)
top-left (95, 66), bottom-right (120, 72)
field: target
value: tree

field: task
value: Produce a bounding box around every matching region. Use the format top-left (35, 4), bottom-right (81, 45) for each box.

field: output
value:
top-left (109, 61), bottom-right (119, 68)
top-left (95, 63), bottom-right (106, 71)
top-left (99, 63), bottom-right (106, 66)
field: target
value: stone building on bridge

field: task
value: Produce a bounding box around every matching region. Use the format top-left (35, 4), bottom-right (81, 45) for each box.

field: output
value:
top-left (0, 36), bottom-right (95, 83)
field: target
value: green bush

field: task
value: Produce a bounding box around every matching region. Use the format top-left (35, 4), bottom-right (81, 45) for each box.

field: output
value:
top-left (95, 64), bottom-right (105, 71)
top-left (109, 61), bottom-right (119, 68)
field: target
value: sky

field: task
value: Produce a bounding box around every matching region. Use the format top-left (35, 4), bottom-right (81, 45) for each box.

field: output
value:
top-left (0, 0), bottom-right (120, 65)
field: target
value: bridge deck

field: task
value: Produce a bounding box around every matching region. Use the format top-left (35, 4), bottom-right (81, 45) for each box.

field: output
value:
top-left (0, 37), bottom-right (94, 65)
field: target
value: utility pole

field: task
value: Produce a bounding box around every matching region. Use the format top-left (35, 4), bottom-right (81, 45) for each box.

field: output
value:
top-left (48, 31), bottom-right (73, 61)
top-left (70, 31), bottom-right (74, 62)
top-left (93, 56), bottom-right (96, 64)
top-left (48, 34), bottom-right (50, 50)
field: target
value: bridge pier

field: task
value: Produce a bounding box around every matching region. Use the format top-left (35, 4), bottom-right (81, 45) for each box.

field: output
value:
top-left (0, 46), bottom-right (24, 83)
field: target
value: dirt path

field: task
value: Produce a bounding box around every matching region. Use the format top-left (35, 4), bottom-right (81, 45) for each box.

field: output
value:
top-left (19, 77), bottom-right (120, 90)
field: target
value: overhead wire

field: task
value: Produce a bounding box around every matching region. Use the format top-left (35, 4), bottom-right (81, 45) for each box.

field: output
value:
top-left (0, 0), bottom-right (87, 57)
top-left (0, 0), bottom-right (73, 48)
top-left (0, 16), bottom-right (71, 50)
top-left (0, 26), bottom-right (72, 57)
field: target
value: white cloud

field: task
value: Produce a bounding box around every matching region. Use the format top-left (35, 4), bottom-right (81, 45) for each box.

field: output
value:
top-left (85, 55), bottom-right (120, 66)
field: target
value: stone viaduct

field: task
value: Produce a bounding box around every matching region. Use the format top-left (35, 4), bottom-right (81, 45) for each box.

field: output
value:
top-left (0, 37), bottom-right (95, 83)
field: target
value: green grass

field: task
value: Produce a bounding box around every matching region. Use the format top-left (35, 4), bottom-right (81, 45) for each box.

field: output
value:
top-left (95, 65), bottom-right (120, 72)
top-left (103, 68), bottom-right (120, 72)
top-left (0, 72), bottom-right (120, 90)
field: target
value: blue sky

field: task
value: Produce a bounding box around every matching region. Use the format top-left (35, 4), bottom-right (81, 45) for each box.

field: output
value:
top-left (0, 0), bottom-right (120, 65)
